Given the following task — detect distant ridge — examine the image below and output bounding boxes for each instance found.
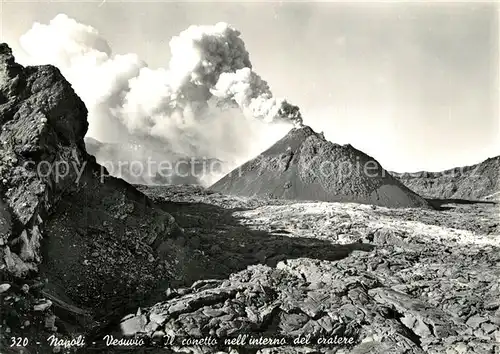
[84,137,223,185]
[211,126,431,209]
[392,156,500,201]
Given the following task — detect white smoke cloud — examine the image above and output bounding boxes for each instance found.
[212,68,295,123]
[17,14,301,185]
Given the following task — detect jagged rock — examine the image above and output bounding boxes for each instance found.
[120,313,147,335]
[44,314,56,329]
[0,199,11,245]
[368,288,458,338]
[20,283,29,293]
[211,126,432,209]
[0,43,208,352]
[465,315,488,329]
[494,330,500,343]
[33,299,52,311]
[491,309,500,325]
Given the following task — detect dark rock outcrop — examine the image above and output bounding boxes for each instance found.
[0,43,203,352]
[211,126,431,209]
[392,156,500,201]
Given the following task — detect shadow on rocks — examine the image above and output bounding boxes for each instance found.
[148,196,376,289]
[426,197,497,211]
[82,190,376,349]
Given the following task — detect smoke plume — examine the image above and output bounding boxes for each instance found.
[17,14,303,185]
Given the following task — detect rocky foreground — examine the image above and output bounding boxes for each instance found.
[102,185,499,354]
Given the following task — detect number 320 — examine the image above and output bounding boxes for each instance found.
[10,337,29,347]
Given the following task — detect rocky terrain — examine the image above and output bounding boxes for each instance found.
[0,43,499,354]
[116,186,500,354]
[392,156,500,201]
[211,126,431,209]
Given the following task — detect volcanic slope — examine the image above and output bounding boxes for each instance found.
[211,126,431,208]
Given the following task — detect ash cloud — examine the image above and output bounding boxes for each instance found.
[17,14,302,185]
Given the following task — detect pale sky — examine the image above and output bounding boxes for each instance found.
[1,0,499,172]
